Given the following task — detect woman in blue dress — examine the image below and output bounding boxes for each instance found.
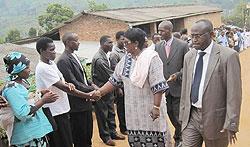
[1,52,58,147]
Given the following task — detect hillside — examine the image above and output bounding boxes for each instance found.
[0,0,247,39]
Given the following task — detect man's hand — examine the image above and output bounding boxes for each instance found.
[0,95,8,108]
[220,129,237,145]
[89,90,102,101]
[167,74,177,82]
[65,82,75,91]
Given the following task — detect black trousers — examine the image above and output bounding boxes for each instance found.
[166,94,182,142]
[116,89,127,133]
[47,113,73,147]
[94,98,117,143]
[70,110,93,147]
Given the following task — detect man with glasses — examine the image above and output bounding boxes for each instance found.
[180,19,242,147]
[155,21,189,147]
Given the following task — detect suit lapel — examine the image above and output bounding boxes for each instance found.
[65,50,84,73]
[99,48,109,65]
[188,49,198,88]
[159,41,168,62]
[202,44,220,94]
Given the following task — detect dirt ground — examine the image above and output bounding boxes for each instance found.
[91,49,250,147]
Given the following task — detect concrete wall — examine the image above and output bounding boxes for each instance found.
[184,12,222,35]
[59,14,129,42]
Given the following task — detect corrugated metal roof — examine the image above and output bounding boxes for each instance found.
[13,4,222,45]
[88,4,222,24]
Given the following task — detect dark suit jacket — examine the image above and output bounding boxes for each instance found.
[155,37,189,97]
[179,43,242,140]
[91,48,113,100]
[57,50,94,112]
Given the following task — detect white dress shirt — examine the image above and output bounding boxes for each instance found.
[192,41,213,108]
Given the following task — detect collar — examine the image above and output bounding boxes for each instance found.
[114,44,125,53]
[164,35,173,46]
[197,41,213,55]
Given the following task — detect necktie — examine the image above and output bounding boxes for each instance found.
[190,52,206,103]
[166,42,170,58]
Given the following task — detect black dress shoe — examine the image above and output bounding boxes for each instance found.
[111,134,125,140]
[105,140,116,146]
[121,130,128,135]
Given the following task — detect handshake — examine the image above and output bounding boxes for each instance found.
[88,90,102,101]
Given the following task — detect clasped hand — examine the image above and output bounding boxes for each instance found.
[41,89,59,104]
[88,90,102,101]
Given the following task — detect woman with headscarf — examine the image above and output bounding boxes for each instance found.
[93,28,173,147]
[1,52,58,147]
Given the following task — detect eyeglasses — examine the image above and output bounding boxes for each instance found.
[191,32,210,39]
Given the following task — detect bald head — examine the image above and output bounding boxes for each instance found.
[62,32,77,45]
[159,21,173,31]
[194,19,213,33]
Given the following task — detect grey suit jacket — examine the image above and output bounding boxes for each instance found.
[155,37,189,97]
[91,48,113,100]
[179,43,242,140]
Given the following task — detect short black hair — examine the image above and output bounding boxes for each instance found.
[100,35,111,44]
[36,37,53,54]
[62,32,76,45]
[152,33,160,39]
[115,31,124,40]
[195,19,213,32]
[180,28,187,35]
[124,28,146,50]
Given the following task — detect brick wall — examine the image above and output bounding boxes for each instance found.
[59,14,130,42]
[184,12,222,35]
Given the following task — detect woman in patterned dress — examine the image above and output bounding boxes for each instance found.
[94,28,173,147]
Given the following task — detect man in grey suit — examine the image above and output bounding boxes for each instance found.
[91,35,125,146]
[155,21,189,147]
[179,19,242,147]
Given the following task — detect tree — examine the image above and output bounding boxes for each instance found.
[0,37,4,43]
[28,27,37,37]
[38,3,74,31]
[222,0,249,28]
[88,1,108,11]
[5,28,21,42]
[38,29,44,36]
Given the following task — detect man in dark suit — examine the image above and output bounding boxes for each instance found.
[155,21,189,147]
[57,32,98,147]
[179,19,242,147]
[91,35,125,146]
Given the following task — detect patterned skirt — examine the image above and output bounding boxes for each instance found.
[128,130,168,147]
[11,136,48,147]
